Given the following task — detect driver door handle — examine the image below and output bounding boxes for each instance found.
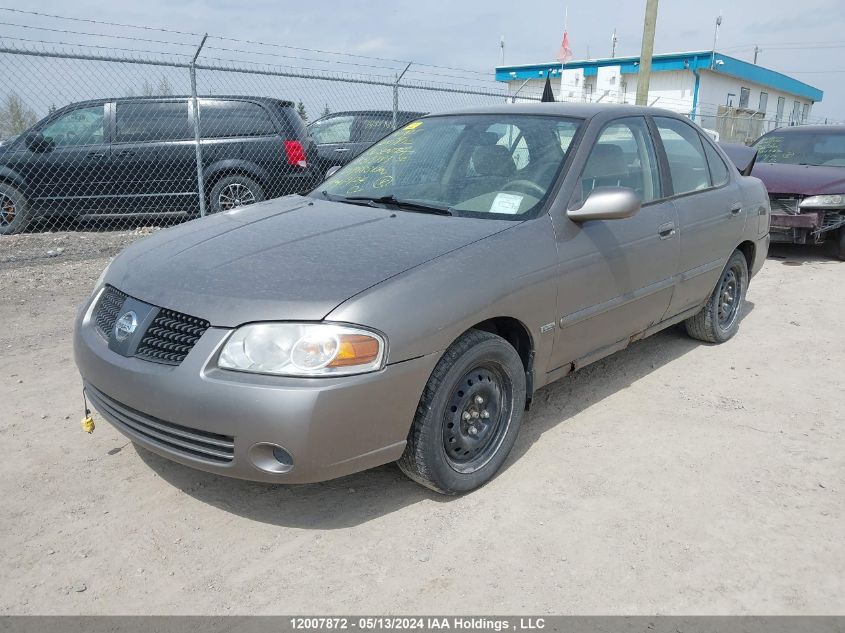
[86,151,106,159]
[730,203,743,215]
[658,222,676,239]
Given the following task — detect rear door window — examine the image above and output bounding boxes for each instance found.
[351,116,394,143]
[310,115,354,144]
[199,100,276,138]
[702,139,730,186]
[654,117,711,194]
[115,101,192,143]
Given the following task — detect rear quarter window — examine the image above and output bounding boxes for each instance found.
[199,100,277,138]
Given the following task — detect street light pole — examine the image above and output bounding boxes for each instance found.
[710,13,722,70]
[635,0,659,106]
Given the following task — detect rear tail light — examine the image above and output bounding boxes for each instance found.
[284,140,307,168]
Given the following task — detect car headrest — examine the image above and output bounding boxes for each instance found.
[471,144,516,177]
[584,143,627,179]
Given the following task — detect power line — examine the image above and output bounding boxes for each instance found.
[0,6,492,79]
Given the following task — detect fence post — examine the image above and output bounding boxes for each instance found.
[190,34,208,217]
[392,62,411,130]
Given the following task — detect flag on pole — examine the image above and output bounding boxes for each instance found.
[556,31,573,64]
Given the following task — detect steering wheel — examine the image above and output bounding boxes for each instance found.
[501,179,545,197]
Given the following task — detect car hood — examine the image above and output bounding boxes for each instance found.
[752,162,845,195]
[105,195,515,327]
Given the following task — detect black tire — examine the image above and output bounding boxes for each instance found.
[398,329,527,494]
[837,229,845,262]
[0,182,33,235]
[208,175,265,214]
[685,250,749,343]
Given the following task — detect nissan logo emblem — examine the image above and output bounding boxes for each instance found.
[114,311,138,342]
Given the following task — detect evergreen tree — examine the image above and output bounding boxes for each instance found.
[296,101,308,122]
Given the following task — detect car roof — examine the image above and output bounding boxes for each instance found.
[311,110,426,119]
[424,102,683,120]
[763,125,845,135]
[57,95,295,108]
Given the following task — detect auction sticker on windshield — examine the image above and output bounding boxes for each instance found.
[490,192,523,214]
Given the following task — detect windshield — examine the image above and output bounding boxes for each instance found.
[754,131,845,167]
[315,114,582,219]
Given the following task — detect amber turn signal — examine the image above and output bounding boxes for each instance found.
[329,334,382,367]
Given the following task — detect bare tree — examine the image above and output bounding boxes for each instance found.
[0,94,38,138]
[140,76,173,97]
[320,103,331,118]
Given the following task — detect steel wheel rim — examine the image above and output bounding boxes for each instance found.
[0,193,16,226]
[717,266,741,329]
[443,364,513,474]
[218,183,256,211]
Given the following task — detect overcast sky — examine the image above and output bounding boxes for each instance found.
[6,0,844,118]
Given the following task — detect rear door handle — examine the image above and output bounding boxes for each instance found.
[658,222,676,239]
[86,151,106,159]
[730,203,743,215]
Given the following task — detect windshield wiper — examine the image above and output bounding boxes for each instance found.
[319,190,383,208]
[342,195,454,216]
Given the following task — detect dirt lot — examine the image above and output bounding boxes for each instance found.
[0,231,842,615]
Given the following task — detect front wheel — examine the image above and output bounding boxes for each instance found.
[398,329,526,494]
[684,250,748,343]
[209,175,265,214]
[0,183,33,235]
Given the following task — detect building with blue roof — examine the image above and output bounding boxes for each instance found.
[496,50,823,140]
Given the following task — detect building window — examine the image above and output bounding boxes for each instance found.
[758,92,768,114]
[791,100,801,124]
[776,96,785,125]
[801,103,810,122]
[739,87,751,109]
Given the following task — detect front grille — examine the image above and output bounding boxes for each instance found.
[135,309,210,365]
[86,384,234,463]
[92,285,209,366]
[769,195,800,215]
[94,286,127,339]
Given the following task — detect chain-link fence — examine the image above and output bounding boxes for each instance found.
[0,37,545,235]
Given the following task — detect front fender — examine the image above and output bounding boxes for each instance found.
[325,217,561,380]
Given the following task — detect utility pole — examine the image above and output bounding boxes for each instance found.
[500,36,505,65]
[611,28,618,58]
[635,0,659,106]
[753,45,760,64]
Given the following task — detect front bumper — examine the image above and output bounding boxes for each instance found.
[73,292,439,484]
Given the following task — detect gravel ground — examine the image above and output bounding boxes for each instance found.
[0,231,842,615]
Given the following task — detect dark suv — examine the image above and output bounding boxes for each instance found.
[0,96,319,234]
[307,110,425,178]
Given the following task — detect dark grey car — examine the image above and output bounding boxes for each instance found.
[74,103,770,494]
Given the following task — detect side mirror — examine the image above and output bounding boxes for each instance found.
[567,186,641,222]
[24,132,51,152]
[324,165,342,179]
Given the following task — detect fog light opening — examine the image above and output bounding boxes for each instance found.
[272,445,293,467]
[248,442,295,474]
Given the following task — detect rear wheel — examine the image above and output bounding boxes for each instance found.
[209,175,265,214]
[0,183,33,235]
[684,250,748,343]
[837,229,845,261]
[398,329,526,494]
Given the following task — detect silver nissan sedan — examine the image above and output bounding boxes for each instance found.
[74,103,770,494]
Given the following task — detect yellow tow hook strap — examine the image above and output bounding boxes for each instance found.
[80,389,95,433]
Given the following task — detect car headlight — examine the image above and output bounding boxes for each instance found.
[799,194,845,209]
[218,323,386,377]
